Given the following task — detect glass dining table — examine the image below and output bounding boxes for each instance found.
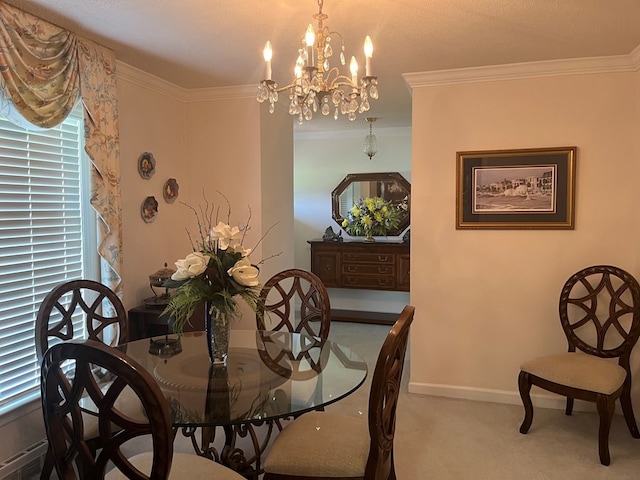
[117,329,368,479]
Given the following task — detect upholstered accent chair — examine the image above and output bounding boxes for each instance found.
[41,339,245,479]
[256,269,331,340]
[518,265,640,465]
[262,304,415,479]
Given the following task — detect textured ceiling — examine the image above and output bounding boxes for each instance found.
[5,0,640,132]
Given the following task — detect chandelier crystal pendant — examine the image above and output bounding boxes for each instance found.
[256,0,379,125]
[363,117,378,160]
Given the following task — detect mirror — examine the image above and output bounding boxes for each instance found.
[331,172,411,236]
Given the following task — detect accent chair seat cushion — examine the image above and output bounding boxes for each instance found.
[520,352,626,394]
[263,411,369,477]
[105,452,245,479]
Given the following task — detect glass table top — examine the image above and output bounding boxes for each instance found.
[117,330,368,427]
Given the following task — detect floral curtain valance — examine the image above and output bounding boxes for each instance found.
[0,1,123,296]
[0,2,79,127]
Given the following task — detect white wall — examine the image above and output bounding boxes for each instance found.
[407,66,640,412]
[293,127,412,314]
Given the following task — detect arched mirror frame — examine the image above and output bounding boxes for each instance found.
[331,172,411,237]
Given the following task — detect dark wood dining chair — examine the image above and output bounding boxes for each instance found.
[262,304,415,480]
[256,269,331,340]
[41,339,246,479]
[36,279,128,479]
[518,265,640,465]
[35,279,128,361]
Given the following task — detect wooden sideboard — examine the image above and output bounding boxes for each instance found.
[308,240,410,325]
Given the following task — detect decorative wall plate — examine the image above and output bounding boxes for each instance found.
[141,196,159,223]
[138,152,156,179]
[163,178,179,203]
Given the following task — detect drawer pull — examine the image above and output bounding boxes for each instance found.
[378,279,392,286]
[346,254,358,261]
[378,267,390,274]
[377,256,389,262]
[347,265,359,273]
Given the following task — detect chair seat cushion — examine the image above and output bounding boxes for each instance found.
[520,352,626,394]
[263,411,369,477]
[105,452,245,479]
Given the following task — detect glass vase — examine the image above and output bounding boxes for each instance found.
[204,302,231,365]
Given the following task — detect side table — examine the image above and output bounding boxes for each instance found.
[127,304,205,340]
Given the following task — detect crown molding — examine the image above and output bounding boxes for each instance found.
[116,61,188,101]
[403,50,640,89]
[182,84,256,103]
[118,49,640,103]
[115,61,255,103]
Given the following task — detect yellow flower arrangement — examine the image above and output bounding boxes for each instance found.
[341,196,401,238]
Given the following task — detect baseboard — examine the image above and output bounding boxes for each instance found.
[408,382,597,413]
[0,439,47,480]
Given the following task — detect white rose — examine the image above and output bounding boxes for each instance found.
[227,257,260,287]
[171,252,210,281]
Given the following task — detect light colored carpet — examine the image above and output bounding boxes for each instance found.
[126,321,640,479]
[327,321,640,480]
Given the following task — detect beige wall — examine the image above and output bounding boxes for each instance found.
[118,68,190,308]
[117,68,294,321]
[407,68,640,411]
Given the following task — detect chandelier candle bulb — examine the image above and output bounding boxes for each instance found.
[263,41,272,80]
[364,35,373,76]
[350,56,358,85]
[305,24,315,66]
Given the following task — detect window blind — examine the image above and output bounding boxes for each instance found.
[0,104,89,414]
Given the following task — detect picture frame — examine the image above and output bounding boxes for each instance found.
[456,147,576,229]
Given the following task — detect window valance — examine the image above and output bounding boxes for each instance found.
[0,1,123,295]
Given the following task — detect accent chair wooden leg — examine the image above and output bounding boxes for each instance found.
[619,379,640,438]
[596,394,615,466]
[518,370,534,434]
[565,397,574,415]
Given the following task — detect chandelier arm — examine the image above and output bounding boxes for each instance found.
[328,76,359,89]
[323,67,347,86]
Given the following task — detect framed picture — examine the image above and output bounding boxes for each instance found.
[456,147,576,229]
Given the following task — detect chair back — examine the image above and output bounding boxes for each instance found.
[36,279,128,362]
[41,339,173,479]
[559,265,640,363]
[256,269,331,340]
[365,305,414,479]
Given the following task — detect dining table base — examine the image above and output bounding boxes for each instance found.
[176,418,287,479]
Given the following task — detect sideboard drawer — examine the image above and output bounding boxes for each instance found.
[343,275,396,290]
[342,252,394,264]
[342,264,395,276]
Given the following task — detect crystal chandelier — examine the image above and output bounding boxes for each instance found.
[363,117,378,159]
[256,0,379,125]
